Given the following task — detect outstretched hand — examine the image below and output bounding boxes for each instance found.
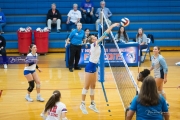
[177,85,180,89]
[112,23,120,27]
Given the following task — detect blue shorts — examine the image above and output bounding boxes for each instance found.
[24,70,35,75]
[160,69,164,79]
[85,62,97,73]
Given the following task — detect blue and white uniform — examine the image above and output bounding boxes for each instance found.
[151,55,168,79]
[24,53,38,75]
[85,32,108,73]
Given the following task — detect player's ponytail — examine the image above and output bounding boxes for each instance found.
[29,44,35,53]
[44,90,61,113]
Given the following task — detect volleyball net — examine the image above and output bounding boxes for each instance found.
[98,10,139,114]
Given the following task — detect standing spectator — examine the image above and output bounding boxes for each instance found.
[0,8,6,34]
[65,23,86,72]
[80,0,94,24]
[66,4,82,31]
[136,28,148,62]
[115,26,129,43]
[126,76,169,120]
[95,1,112,31]
[47,3,62,33]
[0,35,7,69]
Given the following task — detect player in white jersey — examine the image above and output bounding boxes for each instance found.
[24,44,44,102]
[80,23,120,114]
[149,46,169,107]
[40,90,68,120]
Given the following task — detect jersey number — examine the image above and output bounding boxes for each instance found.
[50,105,57,113]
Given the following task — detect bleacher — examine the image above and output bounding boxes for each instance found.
[1,0,180,51]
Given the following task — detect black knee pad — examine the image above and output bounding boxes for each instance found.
[27,80,35,92]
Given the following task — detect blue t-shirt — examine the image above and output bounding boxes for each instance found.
[68,29,85,45]
[0,12,6,23]
[129,95,168,120]
[81,0,94,12]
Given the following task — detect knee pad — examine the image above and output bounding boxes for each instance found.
[90,89,95,95]
[158,90,165,95]
[82,88,88,95]
[27,80,34,92]
[36,84,40,88]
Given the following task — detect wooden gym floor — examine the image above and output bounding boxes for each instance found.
[0,51,180,120]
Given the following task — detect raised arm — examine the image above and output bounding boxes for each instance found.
[97,23,120,44]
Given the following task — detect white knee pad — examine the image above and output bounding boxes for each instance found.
[158,90,165,95]
[62,117,68,120]
[90,89,95,95]
[82,88,88,95]
[36,84,41,88]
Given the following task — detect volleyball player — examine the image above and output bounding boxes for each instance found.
[40,90,68,120]
[80,23,120,114]
[24,44,44,102]
[137,69,150,82]
[149,46,169,107]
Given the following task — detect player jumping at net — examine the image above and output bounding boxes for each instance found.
[40,90,68,120]
[24,44,44,102]
[80,23,120,114]
[149,46,169,107]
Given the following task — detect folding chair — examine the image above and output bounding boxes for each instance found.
[142,38,151,62]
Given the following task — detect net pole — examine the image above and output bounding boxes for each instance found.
[98,22,108,102]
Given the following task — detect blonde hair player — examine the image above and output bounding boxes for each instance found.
[24,44,44,102]
[40,90,68,120]
[80,23,120,114]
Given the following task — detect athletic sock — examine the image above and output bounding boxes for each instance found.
[81,101,85,104]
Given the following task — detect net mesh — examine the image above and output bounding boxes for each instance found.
[100,11,139,119]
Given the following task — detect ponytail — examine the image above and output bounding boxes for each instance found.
[29,44,35,53]
[44,90,61,113]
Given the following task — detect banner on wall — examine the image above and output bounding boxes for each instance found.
[78,45,139,66]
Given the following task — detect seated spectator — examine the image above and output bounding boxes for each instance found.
[136,28,148,62]
[80,0,94,24]
[47,3,62,33]
[95,1,112,31]
[0,35,8,69]
[126,76,169,120]
[0,8,6,34]
[115,26,129,43]
[66,4,82,31]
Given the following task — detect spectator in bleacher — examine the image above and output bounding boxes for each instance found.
[95,1,112,31]
[66,4,82,32]
[0,35,8,69]
[47,3,62,33]
[136,28,148,62]
[0,8,6,34]
[80,0,94,24]
[126,76,169,120]
[65,23,86,72]
[115,26,129,43]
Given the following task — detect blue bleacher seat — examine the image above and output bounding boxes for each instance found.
[0,0,180,49]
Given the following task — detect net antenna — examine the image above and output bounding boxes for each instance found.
[101,11,140,111]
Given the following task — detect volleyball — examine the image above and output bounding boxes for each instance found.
[26,27,32,32]
[18,27,26,32]
[43,27,49,32]
[36,27,43,32]
[121,17,130,27]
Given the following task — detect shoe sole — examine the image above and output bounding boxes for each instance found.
[80,106,88,114]
[25,98,33,102]
[37,99,44,102]
[89,106,99,113]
